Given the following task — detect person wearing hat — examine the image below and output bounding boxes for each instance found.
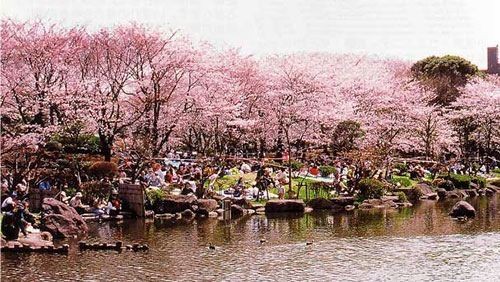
[1,191,17,212]
[58,191,71,204]
[69,192,87,214]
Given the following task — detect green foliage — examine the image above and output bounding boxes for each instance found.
[145,188,166,205]
[319,165,336,177]
[391,175,413,187]
[64,186,77,197]
[471,176,487,188]
[331,120,365,154]
[411,55,479,80]
[492,168,500,174]
[433,178,455,191]
[357,178,385,199]
[88,161,118,179]
[395,191,408,203]
[80,181,113,201]
[393,163,408,175]
[411,55,480,106]
[290,160,304,171]
[448,173,471,189]
[52,122,100,154]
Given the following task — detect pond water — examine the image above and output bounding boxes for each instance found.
[2,196,500,281]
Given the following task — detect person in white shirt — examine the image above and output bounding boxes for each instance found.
[1,192,17,212]
[240,163,251,173]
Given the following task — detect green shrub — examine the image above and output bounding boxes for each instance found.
[80,181,113,202]
[492,168,500,174]
[471,176,487,188]
[394,163,408,174]
[64,186,77,197]
[357,178,385,199]
[395,191,408,203]
[434,179,455,191]
[88,161,118,179]
[448,174,471,189]
[319,166,336,177]
[290,160,305,171]
[391,175,412,187]
[146,188,166,205]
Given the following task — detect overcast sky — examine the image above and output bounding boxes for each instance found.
[2,0,499,68]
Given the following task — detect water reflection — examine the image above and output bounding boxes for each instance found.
[2,195,499,281]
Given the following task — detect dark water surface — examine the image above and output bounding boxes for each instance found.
[2,196,500,281]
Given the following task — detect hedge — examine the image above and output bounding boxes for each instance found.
[357,178,385,199]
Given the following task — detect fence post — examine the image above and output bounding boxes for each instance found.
[222,199,231,220]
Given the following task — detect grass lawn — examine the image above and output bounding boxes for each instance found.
[391,175,417,187]
[209,172,332,201]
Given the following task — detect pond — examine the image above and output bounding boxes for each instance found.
[2,195,500,281]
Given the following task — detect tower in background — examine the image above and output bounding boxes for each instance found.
[487,45,499,75]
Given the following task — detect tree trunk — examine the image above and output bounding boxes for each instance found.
[99,132,112,162]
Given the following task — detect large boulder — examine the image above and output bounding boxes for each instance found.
[196,199,219,212]
[445,191,462,199]
[463,189,478,197]
[41,198,88,238]
[414,183,437,200]
[231,198,253,209]
[449,201,476,218]
[181,209,195,218]
[330,196,355,206]
[437,188,447,199]
[153,194,197,214]
[359,198,398,209]
[230,204,245,218]
[265,199,305,213]
[307,198,334,210]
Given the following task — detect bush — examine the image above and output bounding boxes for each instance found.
[471,176,487,188]
[80,181,113,202]
[319,166,336,177]
[434,179,455,191]
[145,188,166,205]
[357,178,385,199]
[88,161,118,179]
[448,174,471,189]
[394,163,408,175]
[395,191,408,203]
[290,160,304,171]
[492,168,500,174]
[391,175,412,187]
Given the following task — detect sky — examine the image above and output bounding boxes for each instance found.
[1,0,499,69]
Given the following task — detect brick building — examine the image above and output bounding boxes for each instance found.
[487,45,500,75]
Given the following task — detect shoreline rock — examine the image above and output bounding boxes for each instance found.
[41,198,88,238]
[449,200,476,218]
[265,200,305,213]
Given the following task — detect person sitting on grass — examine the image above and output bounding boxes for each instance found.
[180,175,197,196]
